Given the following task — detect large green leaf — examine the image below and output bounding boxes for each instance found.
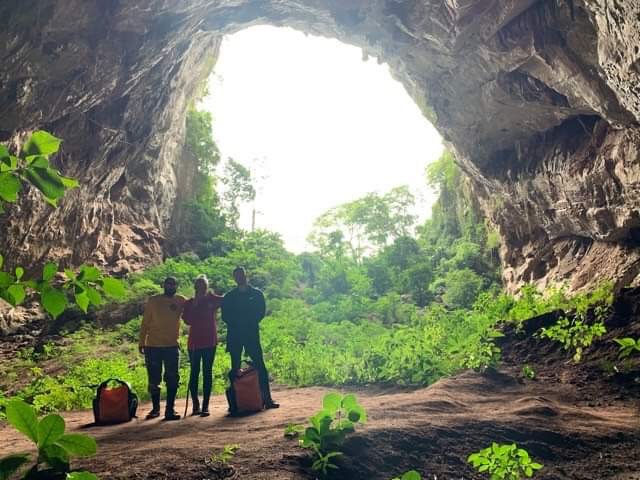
[41,443,69,471]
[0,253,3,269]
[37,414,66,448]
[75,291,89,313]
[41,286,67,318]
[78,265,102,282]
[23,131,61,156]
[6,399,39,444]
[0,272,12,289]
[85,286,103,307]
[23,167,67,205]
[401,471,422,480]
[7,284,26,306]
[322,393,342,414]
[0,453,30,480]
[43,263,58,282]
[66,472,99,480]
[341,394,358,411]
[0,172,21,203]
[55,434,97,457]
[102,277,126,299]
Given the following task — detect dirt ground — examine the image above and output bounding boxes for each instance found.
[1,371,639,480]
[2,290,640,479]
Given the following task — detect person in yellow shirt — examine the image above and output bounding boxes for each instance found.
[139,277,186,420]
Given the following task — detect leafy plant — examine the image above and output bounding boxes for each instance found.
[614,337,640,359]
[468,443,543,479]
[299,393,367,475]
[0,131,126,318]
[210,444,240,465]
[538,318,606,362]
[521,365,535,380]
[0,130,78,212]
[391,470,422,480]
[284,423,305,438]
[462,329,503,372]
[310,447,342,476]
[0,399,97,479]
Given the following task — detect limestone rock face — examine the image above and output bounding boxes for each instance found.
[0,0,639,291]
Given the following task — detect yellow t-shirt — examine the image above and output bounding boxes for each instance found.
[139,294,186,347]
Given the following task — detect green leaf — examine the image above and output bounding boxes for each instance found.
[0,172,21,203]
[43,263,58,281]
[41,443,69,471]
[85,286,102,307]
[55,434,97,457]
[0,253,3,269]
[60,176,79,189]
[401,471,422,480]
[66,472,99,480]
[75,291,89,313]
[41,286,67,318]
[23,131,61,156]
[26,155,49,168]
[15,267,24,281]
[322,392,342,414]
[348,405,367,423]
[0,453,30,480]
[79,265,102,282]
[0,272,12,289]
[341,393,358,410]
[7,284,26,305]
[37,414,65,448]
[6,399,39,444]
[102,277,126,299]
[23,166,66,204]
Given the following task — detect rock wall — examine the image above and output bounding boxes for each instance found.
[0,0,638,291]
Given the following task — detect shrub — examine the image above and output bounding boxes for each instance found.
[468,443,543,479]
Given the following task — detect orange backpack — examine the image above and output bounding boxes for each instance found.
[92,379,138,425]
[226,366,263,415]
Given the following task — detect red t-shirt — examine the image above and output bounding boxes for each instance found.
[182,293,223,350]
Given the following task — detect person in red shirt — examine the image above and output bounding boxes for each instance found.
[182,275,223,417]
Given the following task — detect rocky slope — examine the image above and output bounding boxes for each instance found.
[0,0,639,291]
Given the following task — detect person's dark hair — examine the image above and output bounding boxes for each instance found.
[233,266,246,275]
[164,276,177,284]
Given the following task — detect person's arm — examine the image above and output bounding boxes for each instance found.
[139,299,152,354]
[255,290,266,323]
[182,300,193,325]
[221,293,230,325]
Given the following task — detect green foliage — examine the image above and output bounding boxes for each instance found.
[1,399,97,479]
[468,443,543,479]
[461,328,503,372]
[614,337,640,359]
[538,318,606,363]
[210,444,240,465]
[284,423,305,438]
[391,471,422,480]
[300,393,366,475]
[521,365,535,380]
[221,158,255,227]
[0,130,78,212]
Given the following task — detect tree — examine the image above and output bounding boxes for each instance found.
[221,158,256,227]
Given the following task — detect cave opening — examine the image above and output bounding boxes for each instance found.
[195,25,444,253]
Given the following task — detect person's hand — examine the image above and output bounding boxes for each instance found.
[139,345,145,355]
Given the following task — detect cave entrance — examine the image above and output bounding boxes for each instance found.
[197,25,443,252]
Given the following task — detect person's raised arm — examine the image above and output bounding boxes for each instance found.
[221,293,230,325]
[182,299,193,325]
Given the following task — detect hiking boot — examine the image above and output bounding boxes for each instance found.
[164,410,181,421]
[146,409,161,420]
[191,407,202,416]
[265,400,280,409]
[200,409,210,417]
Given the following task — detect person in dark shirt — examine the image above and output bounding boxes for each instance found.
[221,266,279,409]
[182,275,223,417]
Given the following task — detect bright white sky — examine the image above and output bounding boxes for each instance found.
[200,25,443,253]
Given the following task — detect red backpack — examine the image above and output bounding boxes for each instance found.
[226,366,263,415]
[92,379,138,425]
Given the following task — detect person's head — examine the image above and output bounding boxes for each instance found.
[163,277,178,297]
[233,266,247,287]
[194,275,208,297]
